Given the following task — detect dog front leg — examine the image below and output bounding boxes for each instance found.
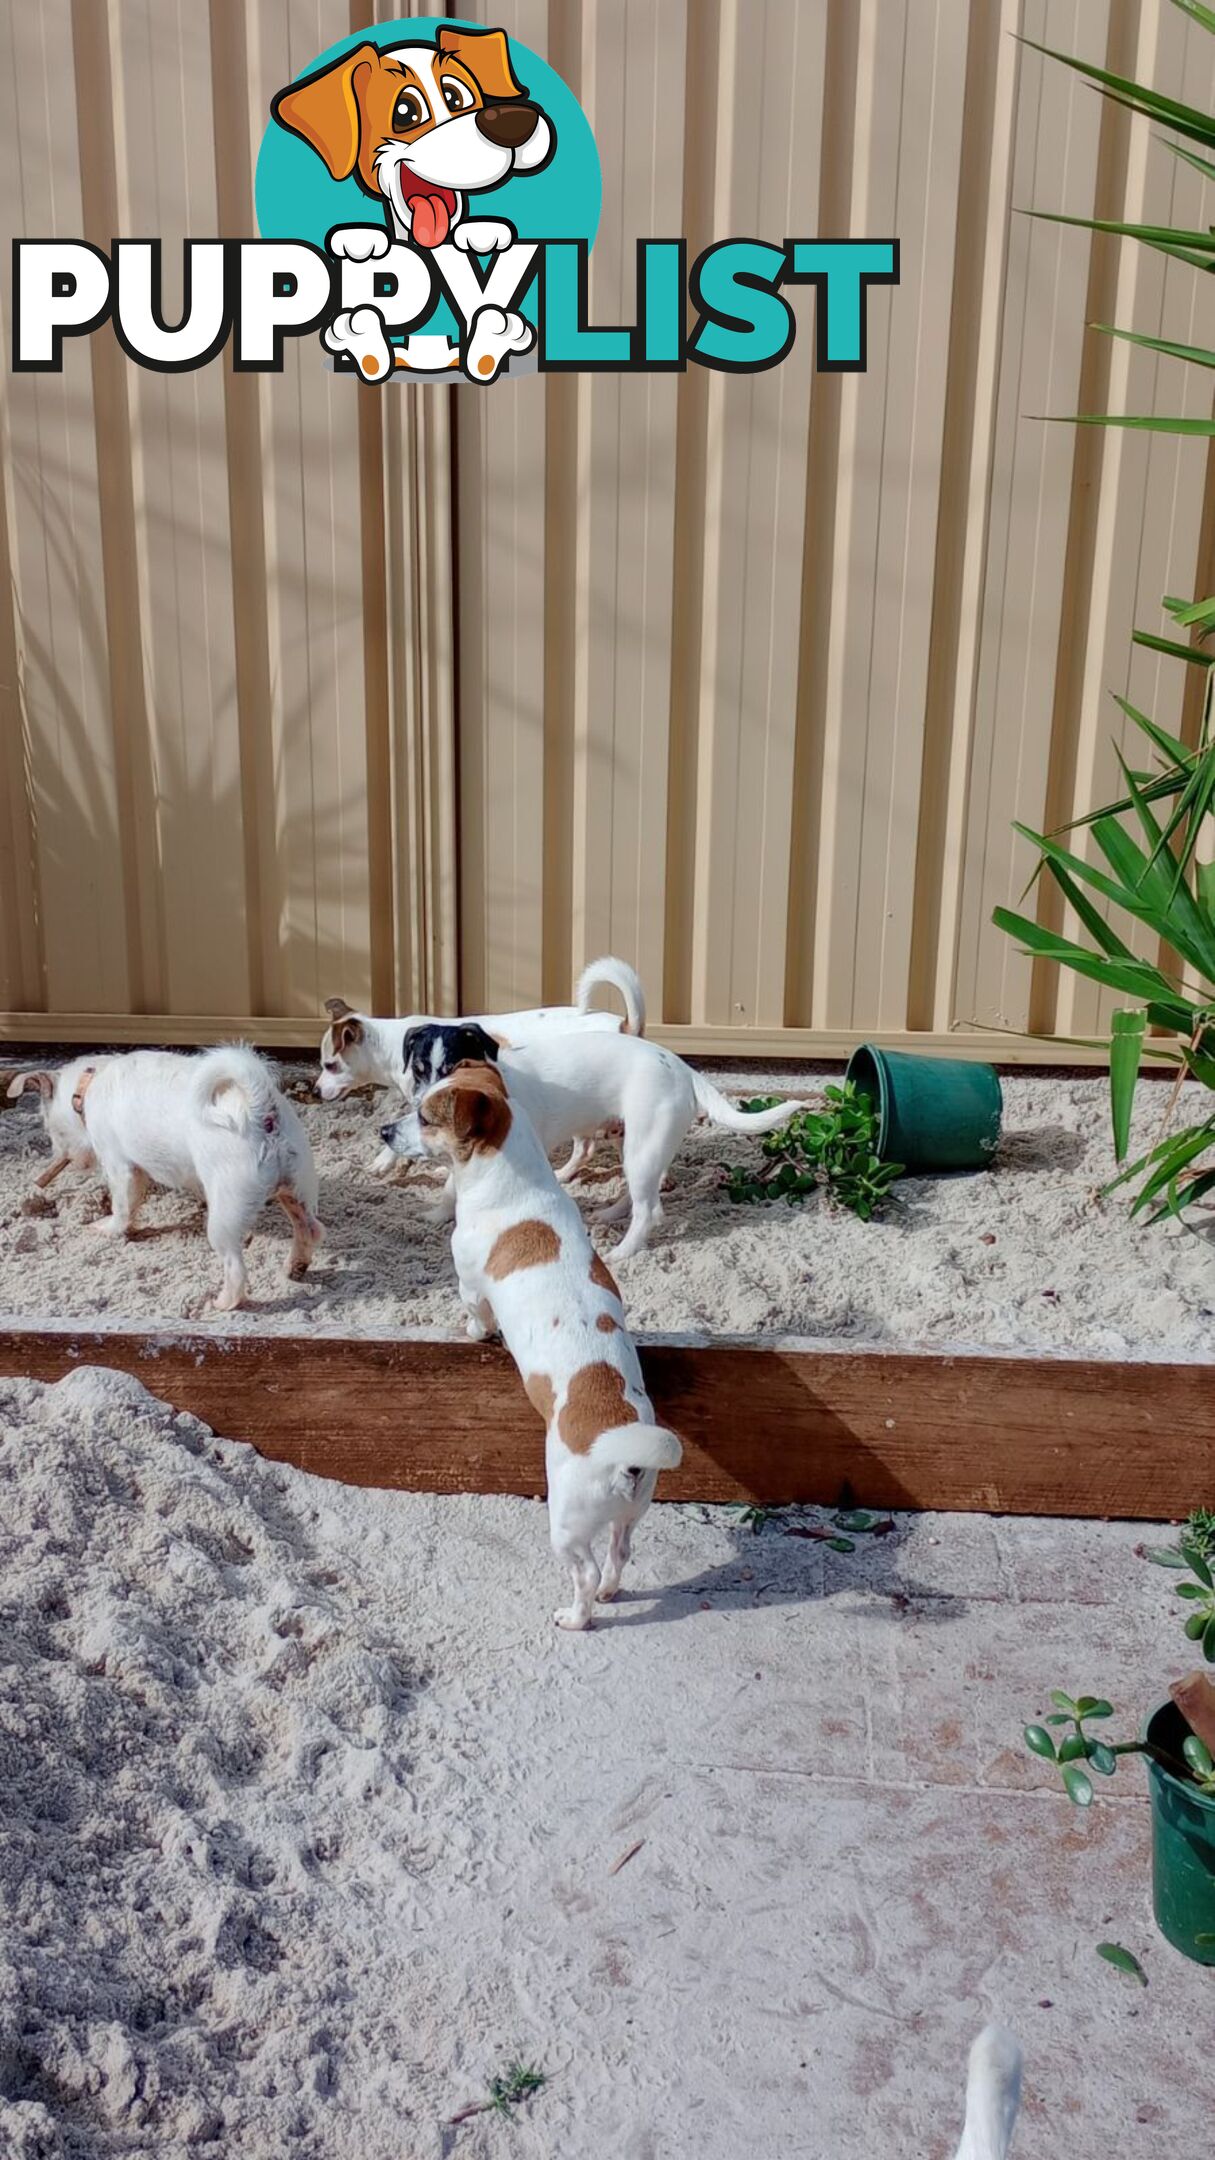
[552,1538,600,1631]
[422,1173,457,1225]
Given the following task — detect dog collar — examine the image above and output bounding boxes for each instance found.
[71,1067,97,1119]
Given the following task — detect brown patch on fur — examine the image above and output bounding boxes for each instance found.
[558,1362,638,1456]
[332,1015,364,1055]
[428,1061,512,1157]
[273,32,521,201]
[6,1071,54,1101]
[524,1371,555,1427]
[324,996,354,1020]
[485,1218,560,1279]
[589,1252,621,1301]
[596,1312,619,1334]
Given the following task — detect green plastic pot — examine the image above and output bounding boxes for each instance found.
[1145,1700,1215,1965]
[844,1045,1003,1174]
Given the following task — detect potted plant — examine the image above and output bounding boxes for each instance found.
[1023,1513,1215,1964]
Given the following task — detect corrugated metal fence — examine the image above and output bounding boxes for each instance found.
[2,0,1212,1056]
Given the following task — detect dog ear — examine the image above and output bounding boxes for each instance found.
[437,24,525,101]
[324,996,354,1021]
[334,1017,364,1054]
[7,1070,54,1101]
[272,41,383,180]
[442,1065,512,1151]
[457,1024,501,1065]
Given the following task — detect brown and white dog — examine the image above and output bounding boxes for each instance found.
[273,26,552,381]
[380,1061,682,1630]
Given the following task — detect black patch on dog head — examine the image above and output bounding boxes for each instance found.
[401,1023,501,1092]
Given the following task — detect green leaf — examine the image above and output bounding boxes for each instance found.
[1132,629,1215,667]
[1089,1742,1118,1777]
[1181,1541,1214,1589]
[1024,1724,1057,1762]
[1096,1942,1147,1986]
[825,1535,855,1555]
[1183,1734,1215,1778]
[1062,1763,1094,1807]
[1185,1610,1209,1641]
[1175,1581,1209,1598]
[1110,1009,1147,1161]
[1143,1544,1189,1567]
[1057,414,1215,438]
[1017,40,1215,153]
[833,1509,878,1532]
[1090,322,1215,372]
[1077,1698,1114,1720]
[1058,1734,1089,1764]
[1203,1615,1215,1663]
[1049,1691,1076,1713]
[990,907,1196,1027]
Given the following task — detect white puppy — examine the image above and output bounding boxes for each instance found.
[8,1048,321,1313]
[380,1060,682,1630]
[398,1023,804,1258]
[315,955,645,1104]
[954,2026,1022,2159]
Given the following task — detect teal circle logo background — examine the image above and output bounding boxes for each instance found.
[255,17,600,346]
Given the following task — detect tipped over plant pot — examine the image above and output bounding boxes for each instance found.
[844,1046,1003,1175]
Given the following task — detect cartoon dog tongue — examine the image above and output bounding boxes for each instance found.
[409,188,453,249]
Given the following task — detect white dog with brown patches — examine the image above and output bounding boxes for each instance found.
[7,1049,321,1313]
[273,26,553,382]
[381,1059,681,1630]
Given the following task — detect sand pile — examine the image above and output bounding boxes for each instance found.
[0,1063,1211,1357]
[0,1367,425,2160]
[1,1371,1210,2156]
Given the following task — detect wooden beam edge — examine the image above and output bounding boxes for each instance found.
[0,1325,1206,1521]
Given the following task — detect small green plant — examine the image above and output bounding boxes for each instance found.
[448,2060,548,2128]
[1023,1517,1215,1804]
[729,1502,895,1552]
[723,1083,903,1221]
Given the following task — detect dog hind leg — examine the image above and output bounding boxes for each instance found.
[552,1539,600,1631]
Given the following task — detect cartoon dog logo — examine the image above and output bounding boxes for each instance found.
[272,25,554,383]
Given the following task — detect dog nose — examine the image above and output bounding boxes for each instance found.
[380,1124,397,1145]
[475,101,539,149]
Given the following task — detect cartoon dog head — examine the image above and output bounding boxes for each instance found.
[272,27,554,249]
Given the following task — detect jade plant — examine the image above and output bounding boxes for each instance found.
[993,1,1215,1221]
[723,1082,903,1221]
[1023,1512,1215,1805]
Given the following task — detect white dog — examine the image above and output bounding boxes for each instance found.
[954,2026,1021,2159]
[273,26,552,381]
[316,955,646,1193]
[397,1022,804,1258]
[8,1048,321,1313]
[380,1059,682,1630]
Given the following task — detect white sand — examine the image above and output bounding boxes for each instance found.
[0,1062,1211,1358]
[2,1369,1211,2158]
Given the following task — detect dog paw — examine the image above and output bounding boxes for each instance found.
[451,218,516,255]
[464,304,535,384]
[371,1145,397,1178]
[464,1313,490,1342]
[328,224,391,262]
[554,1608,593,1631]
[89,1216,123,1239]
[323,305,393,382]
[595,1581,621,1604]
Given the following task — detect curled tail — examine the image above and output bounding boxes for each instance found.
[590,1423,682,1475]
[954,2027,1022,2160]
[690,1068,801,1134]
[190,1045,281,1135]
[576,956,646,1037]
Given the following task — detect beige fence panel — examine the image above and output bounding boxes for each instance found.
[1,0,1211,1059]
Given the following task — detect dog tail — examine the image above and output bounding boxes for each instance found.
[954,2026,1022,2160]
[190,1045,281,1135]
[590,1423,682,1475]
[576,956,646,1037]
[690,1069,800,1134]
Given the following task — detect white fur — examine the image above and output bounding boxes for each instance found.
[341,40,549,377]
[315,955,646,1105]
[954,2027,1022,2160]
[12,1049,321,1313]
[481,1036,804,1259]
[382,1068,681,1630]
